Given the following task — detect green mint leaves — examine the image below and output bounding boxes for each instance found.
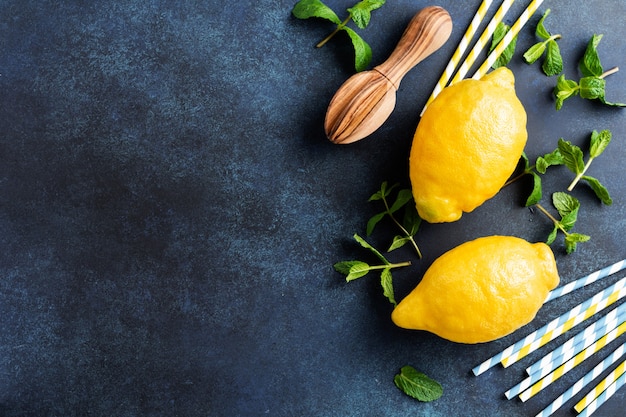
[333,234,410,305]
[489,22,517,69]
[394,366,443,402]
[508,130,614,253]
[516,130,613,210]
[554,34,625,110]
[334,182,422,305]
[367,182,422,257]
[292,0,386,72]
[560,131,612,202]
[523,9,563,76]
[536,193,590,254]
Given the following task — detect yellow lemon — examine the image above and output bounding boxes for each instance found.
[391,236,559,344]
[410,67,527,223]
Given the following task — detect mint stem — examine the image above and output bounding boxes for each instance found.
[504,167,534,187]
[316,15,351,48]
[601,66,619,79]
[382,196,423,258]
[369,261,412,270]
[567,157,594,191]
[535,203,570,235]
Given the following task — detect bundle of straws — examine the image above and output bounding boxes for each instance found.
[474,258,626,416]
[425,2,625,412]
[421,0,543,115]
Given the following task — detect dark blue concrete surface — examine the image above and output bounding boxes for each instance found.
[1,1,625,416]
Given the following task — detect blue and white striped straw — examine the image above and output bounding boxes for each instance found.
[503,281,626,368]
[472,276,626,375]
[545,259,626,303]
[505,308,624,399]
[518,320,626,402]
[577,365,626,417]
[525,303,626,376]
[534,343,626,417]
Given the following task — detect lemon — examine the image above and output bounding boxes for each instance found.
[391,236,559,344]
[410,67,527,223]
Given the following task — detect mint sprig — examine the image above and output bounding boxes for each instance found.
[523,9,563,76]
[558,131,612,204]
[535,193,590,254]
[292,0,386,72]
[554,34,625,109]
[367,182,422,257]
[510,130,613,206]
[333,234,410,305]
[394,366,443,402]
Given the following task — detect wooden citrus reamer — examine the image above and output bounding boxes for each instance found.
[324,6,453,144]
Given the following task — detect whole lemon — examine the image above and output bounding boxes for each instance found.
[391,236,559,344]
[410,67,527,223]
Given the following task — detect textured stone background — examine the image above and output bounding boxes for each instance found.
[1,1,624,416]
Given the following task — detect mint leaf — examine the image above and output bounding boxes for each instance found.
[557,139,585,175]
[369,181,396,202]
[354,233,388,265]
[334,260,365,275]
[344,261,372,281]
[525,172,543,207]
[546,226,559,245]
[554,75,579,110]
[381,268,396,305]
[535,9,552,39]
[388,235,410,252]
[523,43,546,64]
[600,97,626,107]
[394,366,443,402]
[348,0,385,29]
[342,26,372,72]
[536,149,564,174]
[580,34,604,77]
[542,40,563,76]
[490,22,517,69]
[292,0,342,24]
[390,189,413,214]
[565,233,591,254]
[366,212,386,236]
[589,129,611,158]
[552,192,580,231]
[579,76,606,100]
[402,205,421,236]
[582,176,612,205]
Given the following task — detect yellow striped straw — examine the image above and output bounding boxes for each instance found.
[472,0,545,79]
[420,0,493,115]
[574,359,626,413]
[518,320,626,402]
[501,283,626,368]
[448,0,515,85]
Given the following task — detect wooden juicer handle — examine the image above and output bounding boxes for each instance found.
[324,6,453,144]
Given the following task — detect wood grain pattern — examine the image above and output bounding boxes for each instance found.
[325,6,453,144]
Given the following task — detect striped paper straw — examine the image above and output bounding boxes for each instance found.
[577,366,626,417]
[505,309,624,399]
[501,277,626,368]
[420,0,494,115]
[471,0,545,80]
[518,320,626,402]
[448,0,515,85]
[575,359,626,413]
[545,259,626,303]
[473,276,626,375]
[525,303,626,376]
[534,343,626,417]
